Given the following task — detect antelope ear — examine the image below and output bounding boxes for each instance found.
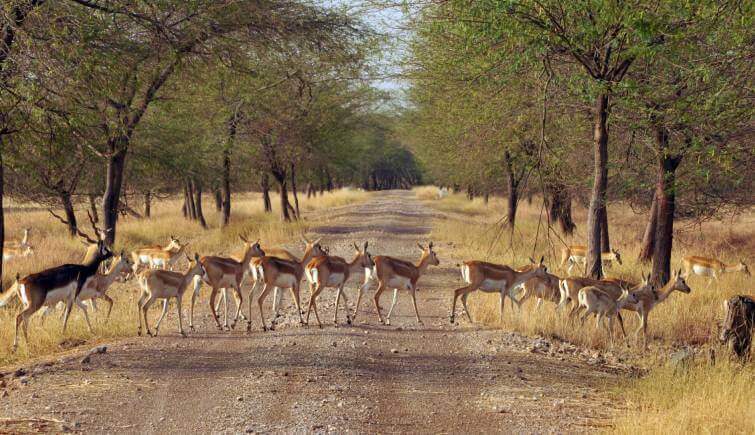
[302,235,311,244]
[239,234,248,243]
[539,255,544,264]
[353,242,359,251]
[313,238,322,246]
[429,241,434,249]
[528,257,536,264]
[364,241,368,251]
[676,268,682,277]
[417,243,425,251]
[194,253,200,261]
[120,249,124,256]
[722,299,729,311]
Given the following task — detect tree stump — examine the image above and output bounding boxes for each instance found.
[720,295,755,361]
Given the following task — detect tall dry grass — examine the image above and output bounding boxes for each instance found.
[0,189,370,365]
[415,186,754,433]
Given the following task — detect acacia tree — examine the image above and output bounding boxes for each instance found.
[621,3,753,283]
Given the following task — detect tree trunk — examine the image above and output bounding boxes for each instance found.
[506,178,518,229]
[272,170,290,221]
[0,142,5,282]
[88,194,99,223]
[483,191,489,205]
[503,150,519,229]
[185,179,196,220]
[599,208,610,253]
[144,191,151,218]
[60,192,78,236]
[221,148,231,226]
[192,179,207,229]
[586,92,610,279]
[261,174,272,213]
[325,170,334,191]
[290,163,300,219]
[213,188,222,211]
[651,126,682,285]
[102,147,127,246]
[638,192,658,262]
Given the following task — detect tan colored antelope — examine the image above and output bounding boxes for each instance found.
[682,256,750,282]
[304,242,374,327]
[577,287,640,345]
[358,242,440,326]
[218,237,323,321]
[41,253,133,324]
[6,228,31,248]
[450,257,548,324]
[3,228,33,261]
[254,241,327,331]
[560,245,622,275]
[516,271,562,310]
[137,253,205,337]
[0,241,112,351]
[2,245,34,261]
[625,269,691,348]
[190,236,265,331]
[131,236,185,273]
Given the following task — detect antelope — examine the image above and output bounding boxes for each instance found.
[254,241,327,331]
[3,228,33,260]
[131,236,185,273]
[137,253,205,337]
[0,241,112,350]
[560,245,622,275]
[577,287,640,345]
[304,242,374,327]
[2,245,34,261]
[681,256,750,282]
[625,269,692,348]
[6,228,31,248]
[450,256,548,324]
[358,242,439,326]
[217,237,324,321]
[516,271,562,310]
[190,236,265,331]
[40,253,133,324]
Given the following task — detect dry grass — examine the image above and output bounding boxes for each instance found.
[0,189,370,365]
[415,186,755,433]
[613,361,755,434]
[414,185,442,201]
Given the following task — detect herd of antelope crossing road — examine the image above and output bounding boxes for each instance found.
[1,191,628,433]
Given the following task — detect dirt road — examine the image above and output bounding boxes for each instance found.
[0,191,622,433]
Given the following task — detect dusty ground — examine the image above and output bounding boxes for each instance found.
[0,191,624,433]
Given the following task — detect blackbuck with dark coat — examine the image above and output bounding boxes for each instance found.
[359,242,440,326]
[40,252,133,325]
[1,241,112,350]
[304,242,374,327]
[450,257,548,324]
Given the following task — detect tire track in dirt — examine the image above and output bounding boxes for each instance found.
[0,190,622,433]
